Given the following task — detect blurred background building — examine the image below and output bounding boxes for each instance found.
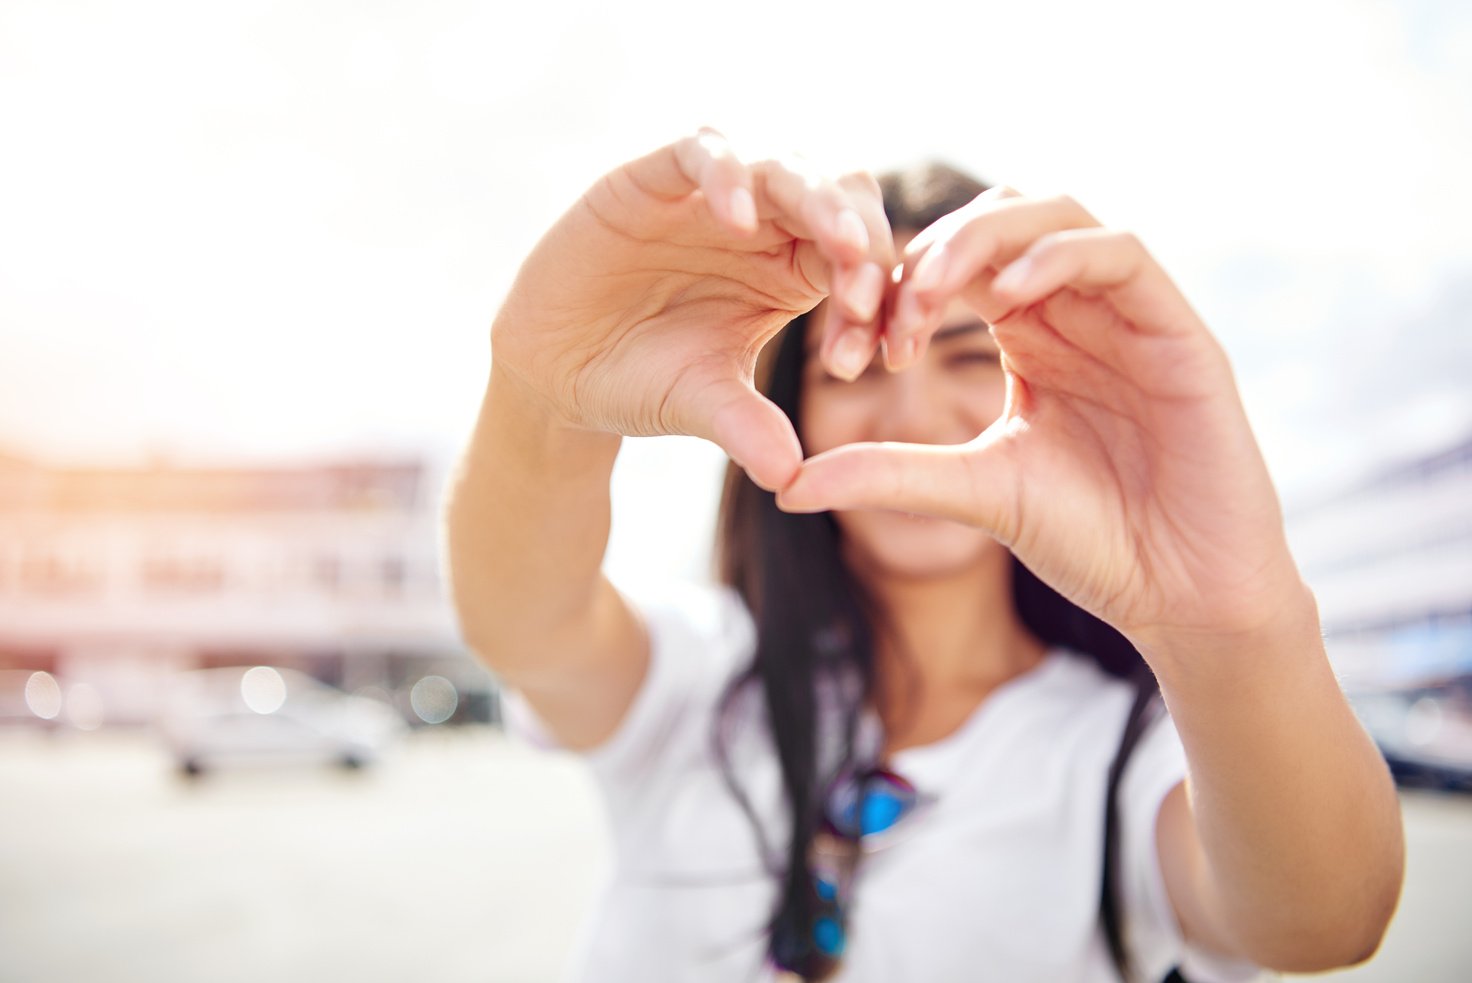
[1289,430,1472,687]
[0,449,494,731]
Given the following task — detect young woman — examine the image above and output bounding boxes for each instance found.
[444,130,1404,982]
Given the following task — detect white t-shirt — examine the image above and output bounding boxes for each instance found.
[504,582,1269,983]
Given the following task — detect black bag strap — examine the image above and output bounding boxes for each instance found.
[1101,675,1190,983]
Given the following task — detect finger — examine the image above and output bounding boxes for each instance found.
[753,156,872,267]
[900,183,1025,256]
[881,188,1020,370]
[697,378,804,492]
[829,322,881,382]
[840,170,897,273]
[624,128,758,235]
[820,263,886,381]
[989,228,1201,338]
[814,171,894,379]
[774,429,1022,545]
[883,283,944,371]
[831,259,887,323]
[888,193,1100,369]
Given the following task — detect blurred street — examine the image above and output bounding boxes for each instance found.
[0,727,607,983]
[1,726,1470,983]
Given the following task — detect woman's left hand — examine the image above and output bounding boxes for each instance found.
[776,188,1314,655]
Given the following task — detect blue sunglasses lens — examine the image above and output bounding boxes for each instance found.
[829,769,917,839]
[814,915,846,956]
[859,788,908,835]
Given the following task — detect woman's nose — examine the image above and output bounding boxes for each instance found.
[871,362,965,445]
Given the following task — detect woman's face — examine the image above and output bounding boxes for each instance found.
[798,278,1009,583]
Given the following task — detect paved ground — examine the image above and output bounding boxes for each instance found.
[0,727,608,983]
[1,727,1469,982]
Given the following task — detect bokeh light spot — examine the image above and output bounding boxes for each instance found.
[24,671,62,720]
[1406,696,1444,747]
[241,666,287,714]
[410,675,458,725]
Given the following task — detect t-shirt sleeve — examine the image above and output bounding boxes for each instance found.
[500,580,756,786]
[1119,711,1270,983]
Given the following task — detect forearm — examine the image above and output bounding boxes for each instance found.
[1138,588,1405,969]
[443,361,623,673]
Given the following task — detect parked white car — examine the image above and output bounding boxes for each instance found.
[1349,673,1472,793]
[158,666,405,778]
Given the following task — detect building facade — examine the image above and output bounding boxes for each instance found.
[1288,433,1472,686]
[0,452,491,727]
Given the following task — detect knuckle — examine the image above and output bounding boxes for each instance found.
[752,154,796,186]
[1114,230,1146,253]
[714,154,748,183]
[694,125,728,145]
[772,151,812,177]
[839,169,882,195]
[1031,229,1067,254]
[694,128,747,169]
[1048,192,1081,213]
[1048,193,1099,225]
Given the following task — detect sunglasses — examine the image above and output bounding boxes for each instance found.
[772,764,931,979]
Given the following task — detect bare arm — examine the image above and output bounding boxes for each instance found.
[777,189,1404,970]
[1149,604,1404,971]
[443,365,644,750]
[441,131,893,749]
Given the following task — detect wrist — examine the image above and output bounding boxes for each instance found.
[484,362,622,468]
[1128,579,1325,686]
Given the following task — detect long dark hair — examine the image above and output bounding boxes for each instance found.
[711,163,1162,981]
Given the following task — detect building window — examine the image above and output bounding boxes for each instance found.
[141,553,224,593]
[19,550,100,595]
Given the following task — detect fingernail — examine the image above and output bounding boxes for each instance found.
[775,483,821,513]
[847,263,884,321]
[780,501,823,514]
[993,256,1032,294]
[910,245,948,292]
[833,209,868,253]
[729,187,757,230]
[882,333,909,371]
[833,329,870,381]
[894,290,921,337]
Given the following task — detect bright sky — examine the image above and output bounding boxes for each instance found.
[2,0,1470,579]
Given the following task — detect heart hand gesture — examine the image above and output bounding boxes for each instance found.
[779,189,1310,650]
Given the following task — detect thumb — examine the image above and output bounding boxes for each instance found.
[775,434,1021,542]
[697,379,804,492]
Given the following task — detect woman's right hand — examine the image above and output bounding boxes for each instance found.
[490,129,895,490]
